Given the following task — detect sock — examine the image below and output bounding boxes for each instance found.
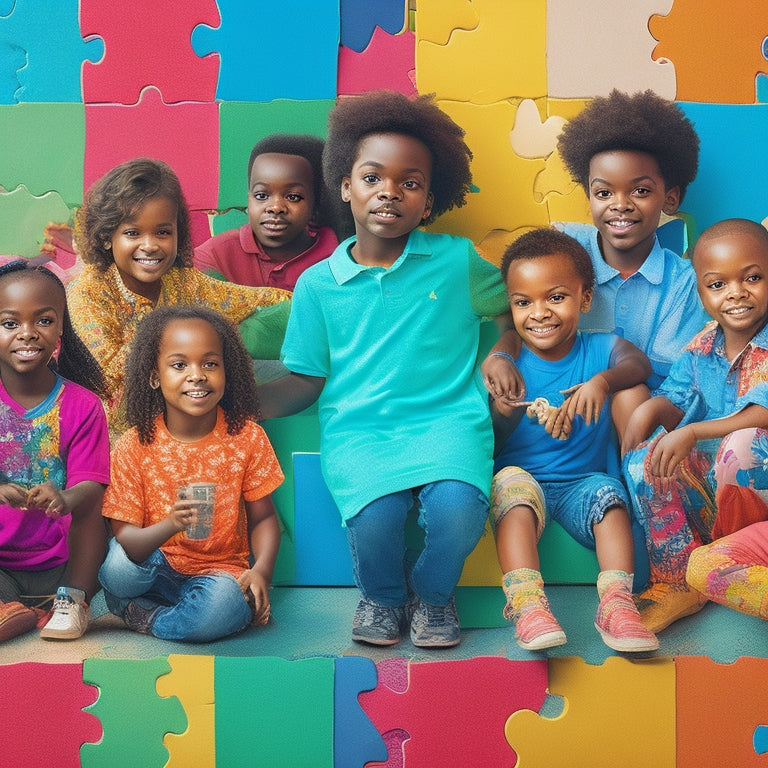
[58,586,86,604]
[596,569,633,600]
[502,567,548,622]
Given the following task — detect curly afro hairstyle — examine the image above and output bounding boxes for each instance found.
[501,227,595,289]
[0,260,109,398]
[558,90,699,202]
[76,158,193,272]
[322,90,473,224]
[124,305,260,445]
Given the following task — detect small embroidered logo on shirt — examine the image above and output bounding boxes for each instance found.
[429,291,437,300]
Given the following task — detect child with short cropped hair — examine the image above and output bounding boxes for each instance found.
[194,134,340,290]
[99,305,282,642]
[624,219,768,632]
[67,158,292,437]
[491,228,658,652]
[258,90,510,648]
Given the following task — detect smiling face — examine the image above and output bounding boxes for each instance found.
[154,318,225,439]
[109,195,178,302]
[506,252,593,361]
[341,132,434,266]
[247,152,316,261]
[694,230,768,356]
[588,150,680,273]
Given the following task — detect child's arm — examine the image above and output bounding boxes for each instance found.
[622,395,685,454]
[0,482,30,508]
[481,328,526,404]
[490,396,527,457]
[258,372,325,420]
[237,496,281,626]
[25,480,104,520]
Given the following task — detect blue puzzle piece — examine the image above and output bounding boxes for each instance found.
[192,0,339,102]
[334,657,387,768]
[757,73,768,103]
[754,725,768,754]
[340,0,406,52]
[0,0,103,102]
[0,41,23,103]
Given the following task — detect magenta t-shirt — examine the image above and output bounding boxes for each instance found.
[0,376,110,571]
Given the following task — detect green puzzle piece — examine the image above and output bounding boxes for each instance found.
[81,657,187,768]
[0,185,70,257]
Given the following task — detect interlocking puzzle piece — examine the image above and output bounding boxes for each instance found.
[0,40,25,103]
[416,0,545,103]
[84,87,219,210]
[215,656,335,767]
[650,0,768,103]
[81,657,187,768]
[505,656,675,767]
[0,102,84,204]
[338,26,416,97]
[192,0,339,102]
[156,655,215,768]
[0,662,100,768]
[334,657,387,768]
[676,655,768,768]
[340,0,406,52]
[0,185,70,257]
[80,0,218,104]
[0,0,104,102]
[755,725,768,755]
[415,0,478,47]
[510,98,566,160]
[546,0,675,99]
[361,656,548,767]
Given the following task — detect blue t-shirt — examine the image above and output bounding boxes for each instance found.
[281,230,509,521]
[494,332,619,481]
[555,222,709,388]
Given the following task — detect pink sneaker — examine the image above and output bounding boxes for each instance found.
[596,583,659,653]
[515,605,567,651]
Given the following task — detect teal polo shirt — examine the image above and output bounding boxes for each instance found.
[281,230,509,522]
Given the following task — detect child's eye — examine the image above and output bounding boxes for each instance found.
[285,193,303,202]
[170,361,186,370]
[122,229,139,237]
[37,317,54,327]
[0,319,18,330]
[633,187,650,196]
[549,294,565,303]
[513,299,530,308]
[202,360,218,370]
[402,180,419,189]
[593,189,611,199]
[252,192,268,200]
[746,273,762,283]
[157,228,174,237]
[707,280,725,290]
[362,173,379,184]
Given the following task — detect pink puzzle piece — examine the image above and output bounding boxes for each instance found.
[338,26,417,96]
[80,0,219,104]
[85,87,219,210]
[360,656,548,768]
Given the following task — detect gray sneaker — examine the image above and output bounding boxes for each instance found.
[410,596,460,648]
[351,598,405,646]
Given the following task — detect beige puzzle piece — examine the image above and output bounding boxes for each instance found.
[506,656,676,767]
[510,98,566,160]
[546,0,676,99]
[415,0,479,46]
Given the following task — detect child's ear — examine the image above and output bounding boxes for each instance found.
[662,186,681,215]
[421,191,434,222]
[340,177,351,203]
[149,372,160,389]
[580,286,594,313]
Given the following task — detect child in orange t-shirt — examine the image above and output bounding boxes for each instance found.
[98,305,283,642]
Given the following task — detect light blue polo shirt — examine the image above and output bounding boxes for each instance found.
[281,230,509,522]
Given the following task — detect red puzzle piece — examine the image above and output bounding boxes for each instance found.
[0,662,100,768]
[360,656,548,768]
[80,0,220,104]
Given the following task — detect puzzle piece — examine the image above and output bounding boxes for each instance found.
[416,0,546,103]
[755,725,768,755]
[80,0,218,104]
[0,662,100,768]
[85,87,219,210]
[0,0,104,102]
[505,656,675,767]
[650,0,768,103]
[676,655,768,768]
[340,0,406,52]
[338,26,416,97]
[0,40,25,103]
[414,0,478,47]
[156,655,215,768]
[510,98,566,160]
[81,657,187,768]
[192,0,339,102]
[361,657,548,767]
[546,0,675,99]
[215,656,335,767]
[0,185,70,257]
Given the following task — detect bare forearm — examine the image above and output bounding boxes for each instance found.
[111,519,178,564]
[690,404,768,442]
[258,372,324,419]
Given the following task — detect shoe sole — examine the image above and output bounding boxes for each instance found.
[517,630,567,651]
[595,623,659,653]
[40,626,87,640]
[410,634,461,648]
[351,631,401,647]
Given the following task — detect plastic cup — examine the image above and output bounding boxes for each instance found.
[180,482,215,539]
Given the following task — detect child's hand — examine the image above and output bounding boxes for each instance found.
[560,376,611,428]
[237,568,271,626]
[169,497,198,533]
[647,425,697,491]
[25,482,68,518]
[483,353,526,405]
[0,482,30,508]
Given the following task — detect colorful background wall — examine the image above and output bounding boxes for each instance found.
[2,1,768,767]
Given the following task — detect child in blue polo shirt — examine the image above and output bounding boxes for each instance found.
[258,90,509,649]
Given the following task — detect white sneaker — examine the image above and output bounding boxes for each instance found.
[39,587,89,640]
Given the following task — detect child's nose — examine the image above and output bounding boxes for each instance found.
[378,179,400,199]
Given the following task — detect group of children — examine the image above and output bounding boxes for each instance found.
[0,87,766,651]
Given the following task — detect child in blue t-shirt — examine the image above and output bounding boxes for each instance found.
[491,228,658,653]
[258,90,509,649]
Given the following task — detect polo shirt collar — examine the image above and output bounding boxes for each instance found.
[593,233,665,286]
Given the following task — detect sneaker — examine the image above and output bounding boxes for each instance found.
[595,584,659,653]
[0,601,40,642]
[409,597,460,648]
[635,582,707,634]
[122,601,158,635]
[351,598,405,646]
[40,587,89,640]
[515,606,567,651]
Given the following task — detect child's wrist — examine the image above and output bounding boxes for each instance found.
[489,351,516,365]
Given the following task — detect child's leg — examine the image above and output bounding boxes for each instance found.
[63,502,108,602]
[687,522,768,620]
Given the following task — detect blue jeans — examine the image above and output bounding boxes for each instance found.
[99,538,251,642]
[345,480,489,607]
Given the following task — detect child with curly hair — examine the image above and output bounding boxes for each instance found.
[98,305,282,642]
[194,134,340,290]
[258,90,510,648]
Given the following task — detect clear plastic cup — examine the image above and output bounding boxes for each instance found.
[179,482,215,539]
